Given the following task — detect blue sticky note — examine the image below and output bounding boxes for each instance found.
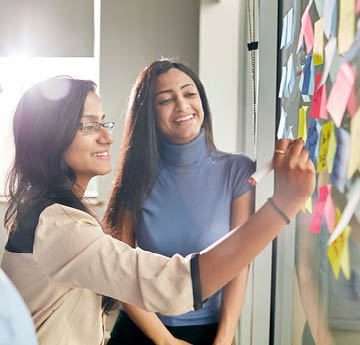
[288,54,295,95]
[305,118,319,164]
[277,108,287,139]
[302,54,312,95]
[309,56,315,95]
[331,127,351,193]
[331,0,338,38]
[315,120,322,163]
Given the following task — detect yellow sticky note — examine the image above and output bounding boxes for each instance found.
[328,223,351,280]
[301,197,312,213]
[318,121,333,173]
[348,107,360,179]
[326,124,337,174]
[313,18,324,66]
[338,0,355,55]
[298,106,308,143]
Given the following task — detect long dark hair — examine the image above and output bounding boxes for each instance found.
[104,59,216,238]
[4,76,116,312]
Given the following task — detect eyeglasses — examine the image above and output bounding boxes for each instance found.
[79,121,115,134]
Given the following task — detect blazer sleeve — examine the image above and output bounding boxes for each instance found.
[33,204,202,315]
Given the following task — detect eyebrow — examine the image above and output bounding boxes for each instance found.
[154,83,195,98]
[82,114,106,121]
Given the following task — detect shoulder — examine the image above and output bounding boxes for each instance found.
[39,203,99,227]
[214,151,255,173]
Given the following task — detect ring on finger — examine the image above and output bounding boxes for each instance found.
[274,149,286,154]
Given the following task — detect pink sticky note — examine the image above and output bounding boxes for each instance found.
[304,13,314,54]
[327,63,356,127]
[324,185,336,233]
[310,73,324,119]
[311,185,329,233]
[357,0,360,14]
[296,0,314,53]
[347,84,357,117]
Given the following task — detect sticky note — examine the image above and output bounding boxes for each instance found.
[313,18,324,65]
[310,73,328,119]
[324,185,336,233]
[277,108,287,139]
[340,27,360,63]
[324,0,337,38]
[280,12,288,49]
[311,184,330,233]
[297,0,314,53]
[347,84,357,117]
[315,0,325,16]
[298,106,308,143]
[328,180,360,245]
[286,125,295,140]
[286,8,295,48]
[331,127,351,193]
[301,197,313,213]
[326,124,337,174]
[338,0,355,55]
[348,108,360,179]
[309,57,315,95]
[328,224,351,279]
[315,120,322,163]
[327,63,356,127]
[357,0,360,13]
[318,121,333,172]
[302,55,313,95]
[306,118,320,164]
[320,37,337,87]
[288,54,296,96]
[278,66,287,98]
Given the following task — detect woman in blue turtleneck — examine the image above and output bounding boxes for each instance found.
[105,60,255,345]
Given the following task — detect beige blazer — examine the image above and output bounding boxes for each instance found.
[1,204,197,345]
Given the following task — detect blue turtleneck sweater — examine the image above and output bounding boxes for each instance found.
[135,129,255,326]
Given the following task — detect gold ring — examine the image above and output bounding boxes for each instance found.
[274,149,285,154]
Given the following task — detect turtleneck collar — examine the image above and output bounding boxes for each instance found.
[159,128,209,167]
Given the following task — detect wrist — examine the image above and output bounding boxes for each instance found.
[271,194,304,221]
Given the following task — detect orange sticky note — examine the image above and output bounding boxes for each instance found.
[313,18,324,65]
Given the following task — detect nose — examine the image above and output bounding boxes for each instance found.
[175,95,190,112]
[98,126,114,145]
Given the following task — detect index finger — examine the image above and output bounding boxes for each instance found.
[274,138,293,153]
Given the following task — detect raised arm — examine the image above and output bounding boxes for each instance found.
[199,139,315,300]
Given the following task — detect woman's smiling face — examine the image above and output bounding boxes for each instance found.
[63,91,114,192]
[153,68,204,145]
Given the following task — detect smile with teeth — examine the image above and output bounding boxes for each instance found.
[174,114,194,123]
[92,152,109,157]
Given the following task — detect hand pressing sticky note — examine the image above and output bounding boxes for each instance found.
[318,121,333,173]
[348,107,360,179]
[313,18,324,65]
[327,63,356,127]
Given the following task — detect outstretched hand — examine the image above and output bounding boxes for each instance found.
[272,138,315,209]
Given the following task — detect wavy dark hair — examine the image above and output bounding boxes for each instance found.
[4,76,116,312]
[104,59,216,238]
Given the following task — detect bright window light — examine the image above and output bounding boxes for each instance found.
[0,57,99,196]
